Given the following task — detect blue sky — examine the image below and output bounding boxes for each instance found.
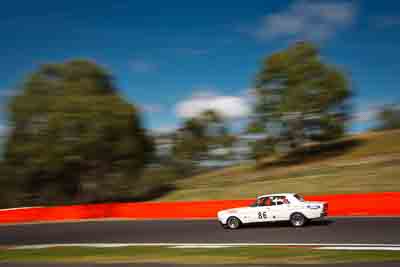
[1,0,400,134]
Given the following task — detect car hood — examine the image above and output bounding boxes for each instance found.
[218,207,249,215]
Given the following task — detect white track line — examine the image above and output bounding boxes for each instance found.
[317,247,400,251]
[171,245,236,248]
[10,243,400,250]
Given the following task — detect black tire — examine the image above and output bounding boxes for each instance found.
[290,213,307,227]
[227,216,241,230]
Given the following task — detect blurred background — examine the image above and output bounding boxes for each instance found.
[0,0,399,208]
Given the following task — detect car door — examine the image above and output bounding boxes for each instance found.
[268,196,291,221]
[252,197,273,223]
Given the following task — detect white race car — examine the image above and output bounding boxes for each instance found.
[217,193,328,229]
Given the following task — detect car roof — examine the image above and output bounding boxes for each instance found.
[257,193,296,199]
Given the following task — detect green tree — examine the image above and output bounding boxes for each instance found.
[200,110,233,149]
[246,120,266,134]
[2,60,153,205]
[254,41,352,151]
[377,104,400,130]
[173,110,235,162]
[173,117,208,162]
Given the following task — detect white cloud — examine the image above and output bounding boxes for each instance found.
[130,59,158,73]
[176,90,251,119]
[255,0,357,41]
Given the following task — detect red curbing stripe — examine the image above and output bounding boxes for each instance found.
[0,192,400,224]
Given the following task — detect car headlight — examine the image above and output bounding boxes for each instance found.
[217,211,225,217]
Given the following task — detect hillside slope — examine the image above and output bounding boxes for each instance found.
[158,130,400,201]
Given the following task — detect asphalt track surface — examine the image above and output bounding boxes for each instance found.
[1,217,400,246]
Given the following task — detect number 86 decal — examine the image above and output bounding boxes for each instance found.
[258,211,267,219]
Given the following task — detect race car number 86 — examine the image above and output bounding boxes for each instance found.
[258,212,267,219]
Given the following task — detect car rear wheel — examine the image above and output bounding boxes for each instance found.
[290,213,307,227]
[227,216,241,230]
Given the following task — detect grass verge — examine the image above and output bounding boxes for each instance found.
[1,246,400,264]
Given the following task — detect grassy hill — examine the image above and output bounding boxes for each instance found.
[157,130,400,201]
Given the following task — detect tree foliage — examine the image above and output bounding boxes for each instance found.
[173,117,208,161]
[377,104,400,130]
[254,41,352,151]
[172,110,235,162]
[2,60,154,206]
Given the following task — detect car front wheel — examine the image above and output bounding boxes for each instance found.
[290,213,307,227]
[227,216,241,230]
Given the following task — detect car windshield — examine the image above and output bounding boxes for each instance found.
[294,194,305,202]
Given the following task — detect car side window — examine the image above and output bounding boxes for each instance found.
[264,197,273,206]
[256,197,265,206]
[272,196,289,205]
[256,196,288,206]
